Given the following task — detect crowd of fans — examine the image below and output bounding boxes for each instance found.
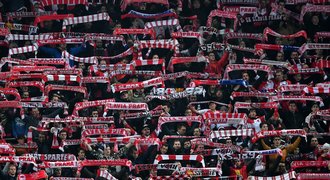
[0,0,330,179]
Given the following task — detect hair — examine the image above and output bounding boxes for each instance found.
[177,123,186,130]
[173,139,181,145]
[259,122,268,128]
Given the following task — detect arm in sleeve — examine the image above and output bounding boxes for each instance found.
[261,139,271,150]
[216,51,230,69]
[286,137,301,153]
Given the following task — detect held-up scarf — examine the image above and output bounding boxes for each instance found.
[298,43,330,54]
[81,77,110,84]
[37,38,85,45]
[0,88,21,101]
[179,167,220,177]
[168,56,209,72]
[121,9,177,20]
[111,77,164,92]
[8,73,44,81]
[225,32,263,42]
[8,45,38,57]
[288,67,323,74]
[223,6,258,16]
[114,29,155,39]
[198,26,234,36]
[199,42,226,53]
[62,51,98,64]
[251,129,306,143]
[43,68,82,75]
[203,112,247,124]
[190,138,241,152]
[162,136,200,143]
[0,143,16,155]
[263,27,307,41]
[231,91,275,99]
[135,163,180,173]
[109,70,162,78]
[62,13,111,31]
[154,155,205,167]
[248,171,296,180]
[81,128,128,138]
[104,102,149,111]
[40,0,88,7]
[297,173,330,180]
[243,58,289,66]
[51,178,93,180]
[303,87,330,94]
[98,47,133,60]
[43,75,81,84]
[157,116,202,134]
[279,84,308,93]
[255,44,299,52]
[234,102,278,111]
[7,81,44,93]
[171,32,202,44]
[38,161,80,168]
[300,4,330,22]
[83,136,138,144]
[72,99,115,116]
[45,84,87,98]
[0,156,36,165]
[291,161,330,169]
[120,0,169,11]
[0,22,38,34]
[6,34,53,41]
[149,174,190,180]
[11,66,56,72]
[314,32,330,42]
[224,64,271,79]
[34,14,74,26]
[269,95,324,106]
[206,10,238,31]
[24,154,76,161]
[83,124,108,129]
[191,79,247,87]
[137,39,179,59]
[239,15,284,26]
[208,129,254,138]
[6,11,54,19]
[217,0,259,6]
[17,170,48,180]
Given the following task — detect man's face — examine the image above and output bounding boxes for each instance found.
[273,137,281,147]
[22,92,29,98]
[209,103,216,111]
[173,141,181,150]
[59,132,67,140]
[185,109,193,116]
[8,166,16,176]
[38,134,46,142]
[249,110,257,118]
[142,127,150,136]
[193,128,201,136]
[311,138,318,147]
[78,150,85,160]
[177,126,186,135]
[261,124,268,131]
[242,73,249,81]
[31,108,40,118]
[291,52,299,60]
[91,111,98,117]
[275,72,283,81]
[104,147,111,156]
[226,139,232,145]
[52,96,59,103]
[289,103,297,112]
[208,53,215,61]
[276,53,284,61]
[160,146,168,154]
[184,141,191,149]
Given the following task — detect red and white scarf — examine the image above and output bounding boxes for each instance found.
[24,154,76,161]
[72,99,115,116]
[231,91,275,99]
[135,163,180,173]
[190,139,241,152]
[0,88,21,101]
[303,87,330,94]
[263,27,307,41]
[111,77,163,92]
[234,102,278,111]
[154,155,205,167]
[299,43,330,54]
[29,58,67,67]
[157,116,202,134]
[62,12,111,31]
[8,45,38,57]
[40,0,88,7]
[81,76,110,84]
[297,173,330,180]
[43,75,81,84]
[120,0,169,11]
[98,47,133,60]
[137,39,179,59]
[300,4,330,22]
[209,129,254,138]
[243,58,289,66]
[0,156,36,164]
[224,64,271,79]
[179,167,220,177]
[113,28,156,39]
[225,32,263,42]
[18,170,48,180]
[6,34,53,41]
[11,66,56,72]
[81,128,128,138]
[45,84,87,98]
[168,56,209,72]
[0,143,16,155]
[223,6,258,16]
[291,161,330,169]
[251,129,306,143]
[8,81,44,93]
[104,102,149,111]
[314,32,330,42]
[62,51,98,64]
[0,22,38,34]
[269,95,323,106]
[38,161,80,168]
[34,14,74,26]
[207,10,238,31]
[248,171,296,180]
[279,84,308,93]
[144,19,182,32]
[37,38,85,46]
[43,68,82,75]
[83,136,137,144]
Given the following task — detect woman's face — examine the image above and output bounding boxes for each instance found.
[311,104,319,113]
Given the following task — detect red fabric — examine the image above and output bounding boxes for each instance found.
[204,51,229,75]
[230,165,248,179]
